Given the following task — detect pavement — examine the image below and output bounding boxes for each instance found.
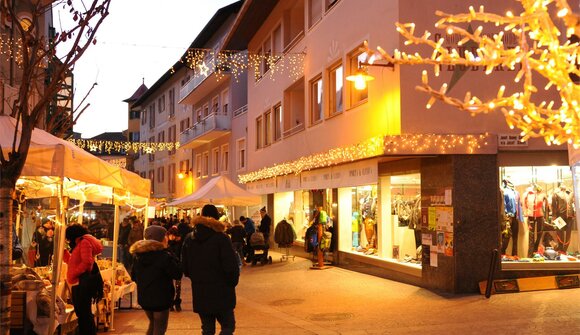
[107,250,580,335]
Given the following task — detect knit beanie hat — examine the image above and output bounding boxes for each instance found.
[201,204,220,220]
[144,225,167,242]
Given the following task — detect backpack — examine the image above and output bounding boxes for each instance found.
[79,261,104,303]
[249,231,265,246]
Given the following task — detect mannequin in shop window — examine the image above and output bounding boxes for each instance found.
[551,182,575,252]
[501,178,523,256]
[523,183,547,257]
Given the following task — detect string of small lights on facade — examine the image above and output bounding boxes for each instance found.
[238,133,491,184]
[384,133,492,154]
[363,0,580,147]
[170,48,305,82]
[69,138,180,154]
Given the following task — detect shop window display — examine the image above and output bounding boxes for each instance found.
[351,185,378,255]
[500,166,579,263]
[339,173,421,267]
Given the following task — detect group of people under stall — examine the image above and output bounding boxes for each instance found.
[501,178,576,259]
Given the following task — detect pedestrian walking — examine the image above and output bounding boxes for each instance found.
[63,224,103,335]
[181,204,240,335]
[131,225,182,335]
[167,226,184,311]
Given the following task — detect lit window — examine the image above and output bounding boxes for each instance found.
[328,63,343,115]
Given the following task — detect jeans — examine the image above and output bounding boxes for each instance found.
[145,309,170,335]
[199,309,235,335]
[71,285,96,335]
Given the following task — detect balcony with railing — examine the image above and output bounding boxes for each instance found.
[180,106,232,149]
[179,57,231,105]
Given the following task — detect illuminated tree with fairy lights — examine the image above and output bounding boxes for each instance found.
[363,0,580,146]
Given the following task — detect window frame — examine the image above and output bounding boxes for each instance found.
[264,110,272,147]
[212,147,220,175]
[195,154,202,178]
[202,151,209,177]
[327,61,344,117]
[348,46,369,107]
[310,74,324,125]
[221,144,229,173]
[256,115,264,149]
[273,103,282,142]
[237,138,246,170]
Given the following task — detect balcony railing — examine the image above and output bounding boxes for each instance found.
[233,104,248,118]
[180,107,231,149]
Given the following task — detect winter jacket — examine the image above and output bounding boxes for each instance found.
[259,214,272,238]
[63,234,103,285]
[226,224,246,244]
[128,225,144,247]
[118,223,132,246]
[274,220,296,247]
[243,218,256,236]
[130,240,182,311]
[181,216,240,314]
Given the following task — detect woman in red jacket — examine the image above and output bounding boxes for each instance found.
[64,224,103,335]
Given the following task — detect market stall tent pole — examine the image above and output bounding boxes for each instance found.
[109,203,120,331]
[77,203,84,225]
[15,202,22,240]
[144,198,149,229]
[49,184,67,335]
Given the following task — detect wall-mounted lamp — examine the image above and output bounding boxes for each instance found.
[346,61,395,90]
[178,169,192,180]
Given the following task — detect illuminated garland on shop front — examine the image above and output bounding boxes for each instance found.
[384,133,492,154]
[238,133,493,184]
[69,138,180,154]
[363,0,580,146]
[238,136,385,184]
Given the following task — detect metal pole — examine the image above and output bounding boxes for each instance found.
[109,203,120,331]
[485,249,499,298]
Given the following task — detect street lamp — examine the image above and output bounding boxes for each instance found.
[346,61,395,90]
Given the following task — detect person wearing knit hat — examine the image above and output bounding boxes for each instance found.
[144,225,167,242]
[131,224,181,334]
[182,204,240,334]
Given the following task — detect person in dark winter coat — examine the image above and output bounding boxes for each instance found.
[131,225,182,335]
[181,204,240,335]
[167,226,184,311]
[226,219,246,267]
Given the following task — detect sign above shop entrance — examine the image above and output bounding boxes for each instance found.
[498,134,528,147]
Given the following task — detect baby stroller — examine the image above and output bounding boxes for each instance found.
[249,231,272,266]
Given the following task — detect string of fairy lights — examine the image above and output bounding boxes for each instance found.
[362,0,580,147]
[238,133,492,184]
[171,48,305,82]
[69,138,180,154]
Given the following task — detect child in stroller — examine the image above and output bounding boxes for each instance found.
[248,231,273,265]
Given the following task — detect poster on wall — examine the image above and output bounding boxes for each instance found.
[444,231,453,256]
[430,250,438,267]
[427,207,454,231]
[436,231,445,253]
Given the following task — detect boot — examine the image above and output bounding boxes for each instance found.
[174,298,182,312]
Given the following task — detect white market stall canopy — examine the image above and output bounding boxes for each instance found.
[168,175,261,207]
[0,116,150,206]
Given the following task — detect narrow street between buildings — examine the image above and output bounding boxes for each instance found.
[109,251,580,335]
